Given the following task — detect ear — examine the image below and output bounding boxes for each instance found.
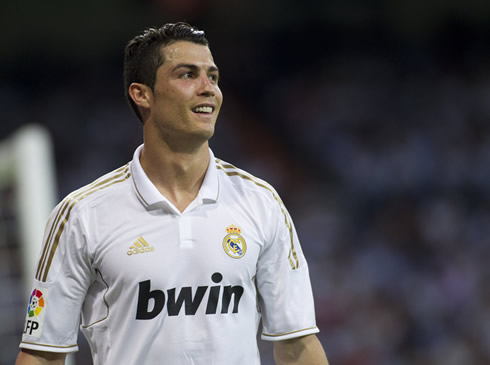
[128,83,152,110]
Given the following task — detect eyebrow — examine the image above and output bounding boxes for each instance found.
[173,63,220,74]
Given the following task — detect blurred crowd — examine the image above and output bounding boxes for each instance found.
[220,31,490,363]
[1,5,490,364]
[278,52,490,365]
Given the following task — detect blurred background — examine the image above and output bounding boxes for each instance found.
[1,0,490,364]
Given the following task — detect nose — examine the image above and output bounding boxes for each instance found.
[197,74,216,97]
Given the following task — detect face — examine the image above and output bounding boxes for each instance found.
[146,41,223,147]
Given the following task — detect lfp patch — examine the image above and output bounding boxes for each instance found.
[23,288,47,338]
[223,225,247,259]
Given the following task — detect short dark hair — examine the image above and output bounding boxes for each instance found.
[123,22,209,123]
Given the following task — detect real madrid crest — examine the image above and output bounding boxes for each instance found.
[223,225,247,259]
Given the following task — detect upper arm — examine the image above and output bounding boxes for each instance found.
[16,349,66,365]
[273,334,329,365]
[256,200,318,340]
[19,204,91,352]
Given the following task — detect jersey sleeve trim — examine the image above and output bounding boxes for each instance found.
[35,164,131,282]
[215,158,299,270]
[20,341,79,353]
[261,326,320,341]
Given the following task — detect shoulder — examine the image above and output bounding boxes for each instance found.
[214,157,284,206]
[53,163,132,218]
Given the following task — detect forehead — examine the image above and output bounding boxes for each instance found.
[160,41,215,67]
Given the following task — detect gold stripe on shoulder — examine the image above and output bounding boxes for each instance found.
[215,159,299,270]
[35,164,130,280]
[215,158,277,195]
[36,164,130,280]
[36,165,131,282]
[40,167,131,282]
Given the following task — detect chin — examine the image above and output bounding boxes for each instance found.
[188,127,215,145]
[197,124,216,138]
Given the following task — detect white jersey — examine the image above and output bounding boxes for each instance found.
[20,145,319,365]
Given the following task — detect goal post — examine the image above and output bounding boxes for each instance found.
[0,124,76,364]
[0,124,57,294]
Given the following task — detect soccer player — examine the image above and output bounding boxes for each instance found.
[16,23,329,365]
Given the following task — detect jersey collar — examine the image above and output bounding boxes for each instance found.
[130,144,219,211]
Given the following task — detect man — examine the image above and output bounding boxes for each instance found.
[16,23,329,364]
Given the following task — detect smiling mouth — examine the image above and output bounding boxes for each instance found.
[192,106,214,114]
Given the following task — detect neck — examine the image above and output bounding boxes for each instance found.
[140,134,210,213]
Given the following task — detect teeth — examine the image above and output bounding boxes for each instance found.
[193,106,213,113]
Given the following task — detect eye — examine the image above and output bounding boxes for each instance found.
[180,71,194,79]
[209,73,219,83]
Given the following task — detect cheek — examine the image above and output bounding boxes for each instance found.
[154,89,187,113]
[216,88,224,107]
[156,81,192,100]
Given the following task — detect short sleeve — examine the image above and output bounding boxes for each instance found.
[19,201,94,353]
[256,200,319,341]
